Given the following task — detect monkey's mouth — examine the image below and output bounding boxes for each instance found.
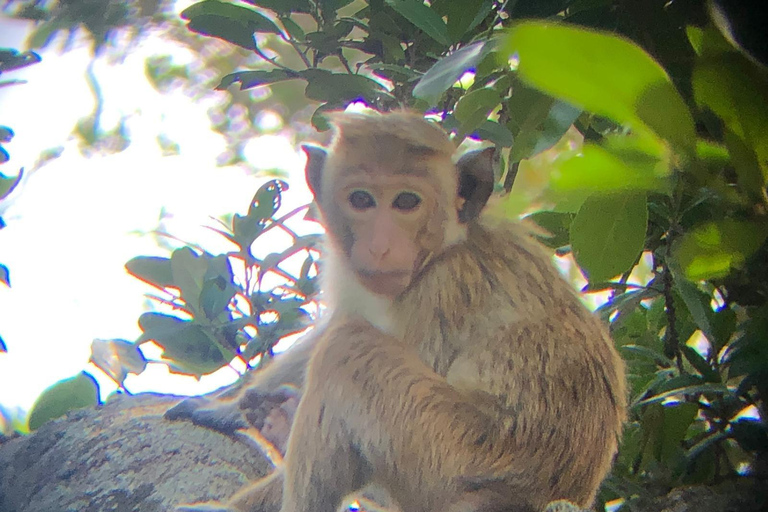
[357,270,411,297]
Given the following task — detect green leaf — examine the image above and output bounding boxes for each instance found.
[635,382,728,407]
[280,16,306,40]
[680,345,720,383]
[300,69,388,104]
[413,40,487,106]
[504,22,695,154]
[570,192,648,283]
[200,256,236,321]
[659,402,699,466]
[171,248,209,315]
[247,0,312,15]
[525,211,574,249]
[0,263,9,287]
[453,88,501,133]
[137,313,230,377]
[125,256,173,289]
[549,140,669,195]
[672,275,715,349]
[384,0,451,46]
[27,372,100,431]
[0,170,23,199]
[439,0,493,43]
[474,120,514,147]
[673,219,768,281]
[250,179,286,220]
[217,69,297,90]
[693,55,768,181]
[506,85,581,162]
[182,0,282,50]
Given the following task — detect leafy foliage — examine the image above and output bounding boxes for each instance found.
[4,0,767,506]
[108,180,321,380]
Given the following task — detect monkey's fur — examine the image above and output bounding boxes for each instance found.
[173,111,626,512]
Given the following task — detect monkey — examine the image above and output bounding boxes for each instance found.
[172,110,626,512]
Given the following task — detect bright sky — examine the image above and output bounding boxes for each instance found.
[0,16,315,413]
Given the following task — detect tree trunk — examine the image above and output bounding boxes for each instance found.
[0,393,272,512]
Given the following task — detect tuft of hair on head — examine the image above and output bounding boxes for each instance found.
[325,110,456,156]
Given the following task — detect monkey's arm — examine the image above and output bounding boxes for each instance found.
[165,327,320,436]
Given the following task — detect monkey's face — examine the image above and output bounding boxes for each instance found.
[327,169,456,298]
[302,111,494,300]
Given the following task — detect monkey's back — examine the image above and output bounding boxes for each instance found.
[395,219,627,508]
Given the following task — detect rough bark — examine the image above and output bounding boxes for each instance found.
[0,393,764,512]
[0,393,272,512]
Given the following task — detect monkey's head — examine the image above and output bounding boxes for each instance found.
[304,111,494,299]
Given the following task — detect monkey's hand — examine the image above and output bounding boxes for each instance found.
[165,395,248,435]
[165,384,300,452]
[249,385,300,453]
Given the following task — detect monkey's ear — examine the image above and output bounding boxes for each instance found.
[302,144,327,200]
[457,147,495,223]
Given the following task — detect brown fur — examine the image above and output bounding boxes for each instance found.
[174,111,626,512]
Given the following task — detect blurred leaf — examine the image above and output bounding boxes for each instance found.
[549,140,669,196]
[27,372,99,431]
[0,126,12,142]
[437,0,493,43]
[280,16,306,40]
[474,120,514,147]
[504,22,695,153]
[125,256,173,289]
[710,307,736,355]
[673,276,715,348]
[384,0,451,46]
[200,255,236,320]
[248,0,312,15]
[249,179,286,221]
[680,345,720,383]
[90,339,148,386]
[0,48,41,73]
[454,88,501,133]
[570,192,647,283]
[171,248,208,315]
[137,313,230,377]
[0,263,8,287]
[659,402,699,466]
[525,211,574,249]
[218,69,297,90]
[182,0,282,51]
[674,219,768,281]
[635,382,728,407]
[413,40,488,106]
[0,334,6,352]
[301,69,388,104]
[693,55,768,182]
[0,170,23,199]
[506,85,581,162]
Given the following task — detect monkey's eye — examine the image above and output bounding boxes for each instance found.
[348,190,376,210]
[392,192,422,212]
